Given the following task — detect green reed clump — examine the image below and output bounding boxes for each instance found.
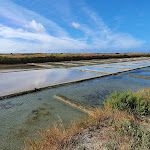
[105,90,150,115]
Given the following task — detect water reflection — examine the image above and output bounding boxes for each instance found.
[0,70,150,150]
[112,61,150,66]
[122,68,150,77]
[0,69,99,95]
[94,64,138,69]
[72,66,125,73]
[53,74,150,107]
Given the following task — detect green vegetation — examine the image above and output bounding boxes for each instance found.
[25,88,150,150]
[106,112,150,150]
[105,90,150,115]
[0,53,150,64]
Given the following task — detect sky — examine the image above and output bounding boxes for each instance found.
[0,0,150,53]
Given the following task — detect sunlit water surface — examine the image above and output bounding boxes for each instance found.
[0,68,99,95]
[0,62,150,150]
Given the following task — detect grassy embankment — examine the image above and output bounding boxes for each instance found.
[0,53,150,64]
[25,88,150,150]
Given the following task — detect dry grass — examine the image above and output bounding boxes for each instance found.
[25,89,150,150]
[0,53,150,64]
[25,106,150,150]
[25,107,109,150]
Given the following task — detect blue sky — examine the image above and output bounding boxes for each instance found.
[0,0,149,53]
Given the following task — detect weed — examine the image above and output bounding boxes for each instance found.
[105,90,150,115]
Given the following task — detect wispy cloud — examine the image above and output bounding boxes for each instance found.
[0,25,46,41]
[0,25,88,53]
[0,0,68,37]
[0,0,146,53]
[24,20,45,32]
[78,5,145,50]
[72,22,81,29]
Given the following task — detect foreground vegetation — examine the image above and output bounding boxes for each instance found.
[105,89,150,115]
[1,53,150,64]
[25,88,150,150]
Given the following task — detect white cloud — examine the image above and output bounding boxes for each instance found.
[0,0,146,53]
[0,23,145,53]
[0,25,88,53]
[0,38,88,53]
[72,22,81,29]
[24,20,45,32]
[78,6,145,50]
[0,24,46,41]
[0,0,68,37]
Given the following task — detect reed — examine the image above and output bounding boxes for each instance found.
[1,53,150,64]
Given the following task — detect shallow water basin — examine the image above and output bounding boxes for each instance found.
[0,68,99,96]
[72,66,125,73]
[94,64,138,69]
[0,92,86,150]
[122,68,150,77]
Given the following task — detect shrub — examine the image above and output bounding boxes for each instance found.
[105,90,150,115]
[106,111,150,150]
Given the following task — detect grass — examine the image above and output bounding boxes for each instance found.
[25,88,150,150]
[0,53,150,64]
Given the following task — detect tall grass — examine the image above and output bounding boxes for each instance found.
[1,53,150,64]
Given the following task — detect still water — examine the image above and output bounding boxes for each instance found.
[94,64,138,69]
[122,67,150,77]
[72,66,125,73]
[0,68,99,96]
[0,57,150,150]
[0,69,150,149]
[0,93,86,150]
